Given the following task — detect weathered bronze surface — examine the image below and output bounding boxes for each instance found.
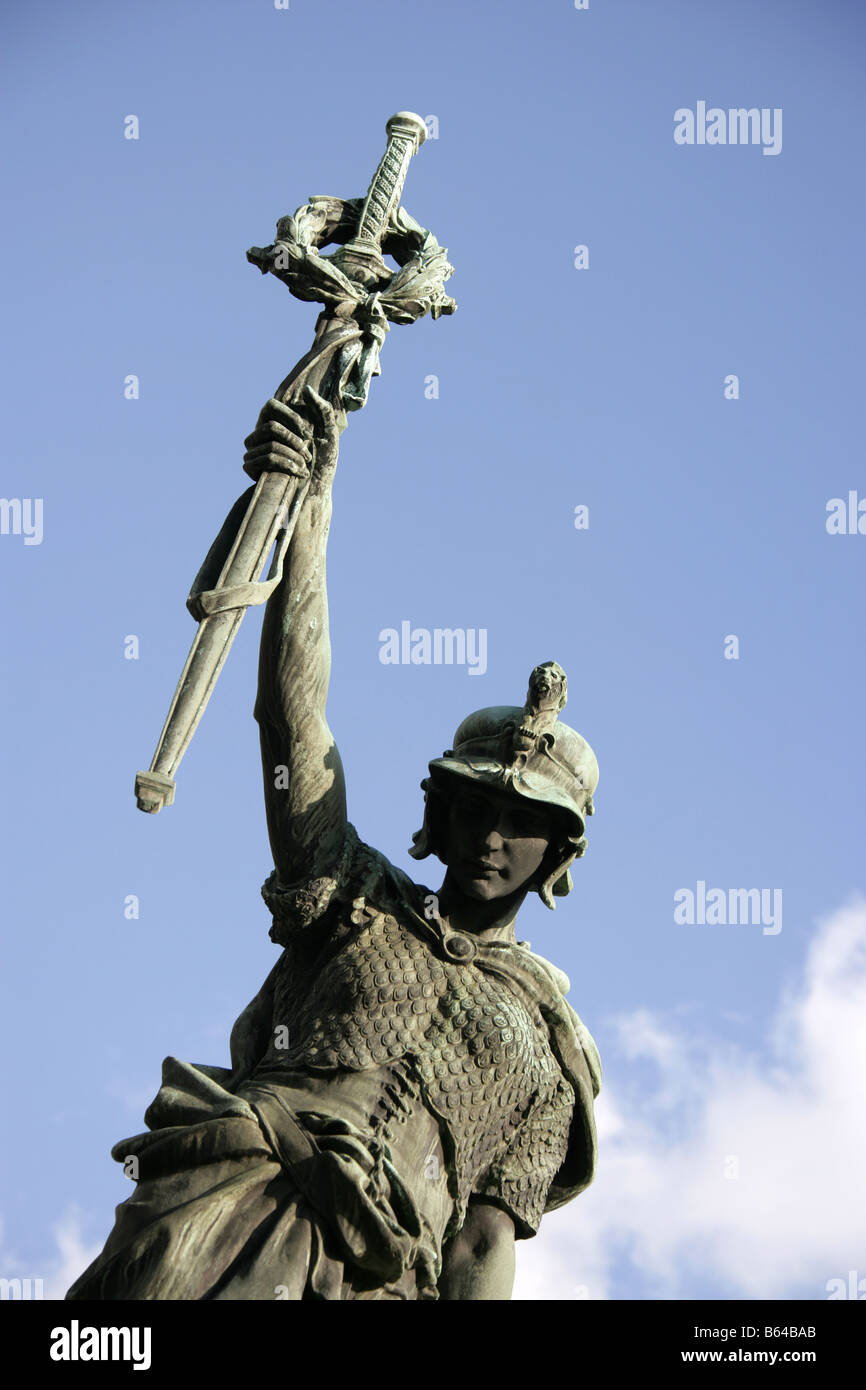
[70,115,601,1301]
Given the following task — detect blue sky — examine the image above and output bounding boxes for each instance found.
[1,0,864,1300]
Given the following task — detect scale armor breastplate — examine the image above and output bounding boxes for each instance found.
[254,830,578,1230]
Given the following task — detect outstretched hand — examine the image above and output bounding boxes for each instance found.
[243,386,345,491]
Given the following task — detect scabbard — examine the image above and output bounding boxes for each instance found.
[134,311,370,814]
[134,468,309,813]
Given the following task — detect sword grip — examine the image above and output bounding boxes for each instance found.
[333,111,428,286]
[356,111,427,246]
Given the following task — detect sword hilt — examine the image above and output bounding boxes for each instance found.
[331,111,428,288]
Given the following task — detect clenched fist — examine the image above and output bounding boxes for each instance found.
[243,385,345,493]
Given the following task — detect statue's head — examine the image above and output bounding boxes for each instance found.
[526,661,568,715]
[410,663,598,909]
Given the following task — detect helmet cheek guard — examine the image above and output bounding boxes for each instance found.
[409,663,598,911]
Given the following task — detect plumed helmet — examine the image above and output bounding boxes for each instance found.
[409,662,598,909]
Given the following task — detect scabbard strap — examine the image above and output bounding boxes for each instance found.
[186,478,308,621]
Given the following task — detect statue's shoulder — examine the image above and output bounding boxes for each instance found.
[479,940,602,1100]
[261,823,429,945]
[518,944,602,1211]
[526,946,603,1097]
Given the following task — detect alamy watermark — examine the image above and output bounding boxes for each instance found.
[674,103,782,157]
[0,1277,44,1299]
[674,881,782,936]
[379,623,487,676]
[0,497,43,545]
[826,1270,866,1300]
[50,1322,151,1370]
[826,491,866,535]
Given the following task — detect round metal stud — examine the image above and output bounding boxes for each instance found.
[442,933,477,963]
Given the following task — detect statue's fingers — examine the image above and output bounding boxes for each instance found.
[278,406,315,439]
[243,425,312,462]
[263,420,313,459]
[242,441,310,474]
[243,427,276,453]
[260,398,314,440]
[242,438,306,463]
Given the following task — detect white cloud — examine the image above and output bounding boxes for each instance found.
[514,897,866,1300]
[0,1208,100,1301]
[44,1210,102,1300]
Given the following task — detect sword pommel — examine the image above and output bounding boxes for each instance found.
[386,111,428,151]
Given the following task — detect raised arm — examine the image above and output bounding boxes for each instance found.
[243,389,348,886]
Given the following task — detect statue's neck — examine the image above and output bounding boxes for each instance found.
[435,874,527,943]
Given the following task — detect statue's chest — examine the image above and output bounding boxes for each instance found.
[268,912,541,1083]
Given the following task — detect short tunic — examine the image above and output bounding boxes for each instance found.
[67,824,601,1301]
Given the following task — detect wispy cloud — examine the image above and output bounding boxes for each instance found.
[0,1208,100,1300]
[515,898,866,1300]
[44,1210,102,1300]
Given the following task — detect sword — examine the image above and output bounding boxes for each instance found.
[134,111,455,813]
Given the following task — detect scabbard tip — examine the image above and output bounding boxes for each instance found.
[134,770,176,813]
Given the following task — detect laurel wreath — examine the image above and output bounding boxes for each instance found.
[247,197,457,326]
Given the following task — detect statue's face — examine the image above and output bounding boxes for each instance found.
[441,781,553,903]
[528,663,565,712]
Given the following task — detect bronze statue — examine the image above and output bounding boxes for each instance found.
[68,115,602,1301]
